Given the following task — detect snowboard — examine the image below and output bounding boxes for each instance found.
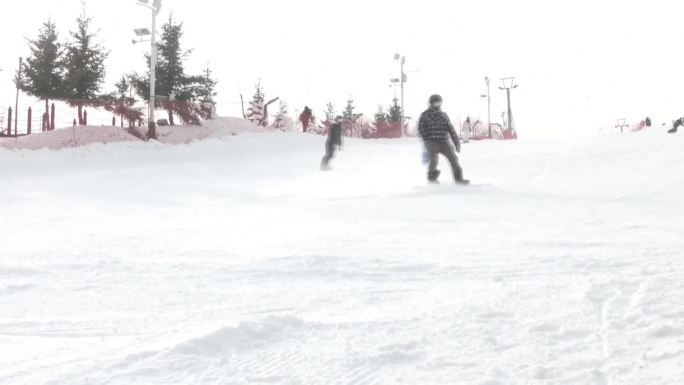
[429,180,471,186]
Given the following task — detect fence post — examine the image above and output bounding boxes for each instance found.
[50,103,56,131]
[84,109,88,126]
[27,107,32,135]
[112,116,116,126]
[7,107,12,135]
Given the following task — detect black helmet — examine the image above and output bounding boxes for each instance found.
[429,94,443,104]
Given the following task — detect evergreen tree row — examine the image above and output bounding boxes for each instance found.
[15,16,217,127]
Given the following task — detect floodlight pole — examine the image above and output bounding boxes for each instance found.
[15,58,22,136]
[485,76,491,138]
[149,10,157,139]
[394,54,406,137]
[137,0,161,139]
[400,57,405,137]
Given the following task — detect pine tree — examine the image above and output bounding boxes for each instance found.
[156,16,189,125]
[324,102,336,123]
[156,16,187,93]
[388,97,402,123]
[111,75,139,128]
[374,105,388,124]
[132,16,204,125]
[19,20,65,126]
[343,98,355,120]
[115,75,130,101]
[246,80,265,124]
[273,100,289,130]
[64,16,109,125]
[196,64,217,104]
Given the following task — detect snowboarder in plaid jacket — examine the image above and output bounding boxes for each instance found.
[418,94,469,184]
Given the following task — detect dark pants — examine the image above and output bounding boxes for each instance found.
[321,142,337,167]
[425,140,464,182]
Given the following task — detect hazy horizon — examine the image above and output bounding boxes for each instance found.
[1,0,683,138]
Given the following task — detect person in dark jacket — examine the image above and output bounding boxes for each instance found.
[300,106,313,133]
[321,115,344,170]
[418,94,469,184]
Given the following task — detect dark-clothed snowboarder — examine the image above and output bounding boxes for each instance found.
[669,117,683,134]
[321,115,343,170]
[300,106,313,133]
[418,94,469,184]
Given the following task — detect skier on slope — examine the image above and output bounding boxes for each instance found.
[321,115,343,170]
[418,94,469,184]
[462,116,472,143]
[300,106,313,133]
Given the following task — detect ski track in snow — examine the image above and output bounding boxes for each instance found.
[1,130,683,384]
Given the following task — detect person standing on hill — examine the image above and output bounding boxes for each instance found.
[300,106,313,133]
[418,94,469,184]
[462,116,472,143]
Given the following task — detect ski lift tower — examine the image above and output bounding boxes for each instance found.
[499,77,518,135]
[615,118,628,134]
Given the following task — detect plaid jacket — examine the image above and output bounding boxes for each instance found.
[327,123,343,146]
[418,107,459,144]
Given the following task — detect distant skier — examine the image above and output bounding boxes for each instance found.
[300,106,313,133]
[462,117,472,143]
[321,115,343,170]
[418,94,469,184]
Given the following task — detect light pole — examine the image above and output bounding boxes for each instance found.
[0,68,4,136]
[15,58,22,136]
[485,77,491,138]
[136,0,162,139]
[499,77,518,134]
[394,54,406,137]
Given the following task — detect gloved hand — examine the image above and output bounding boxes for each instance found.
[454,141,461,154]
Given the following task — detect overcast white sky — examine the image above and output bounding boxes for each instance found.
[1,0,683,137]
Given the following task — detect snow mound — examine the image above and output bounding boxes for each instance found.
[0,116,263,150]
[170,316,307,357]
[0,126,140,150]
[155,117,264,144]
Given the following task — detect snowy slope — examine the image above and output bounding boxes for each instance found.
[0,128,683,385]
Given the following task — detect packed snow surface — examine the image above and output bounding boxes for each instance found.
[1,127,683,384]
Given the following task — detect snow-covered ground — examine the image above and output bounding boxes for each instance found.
[1,127,683,385]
